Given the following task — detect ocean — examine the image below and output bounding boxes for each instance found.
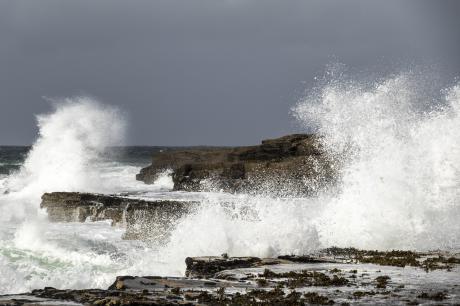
[1,74,459,294]
[0,145,173,293]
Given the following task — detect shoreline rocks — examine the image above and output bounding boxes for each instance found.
[136,134,335,195]
[41,192,198,240]
[2,249,459,305]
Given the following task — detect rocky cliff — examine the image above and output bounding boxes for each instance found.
[136,134,334,195]
[41,192,198,240]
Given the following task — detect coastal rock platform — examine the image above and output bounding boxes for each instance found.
[1,249,459,305]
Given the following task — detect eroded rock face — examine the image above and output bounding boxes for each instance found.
[137,134,335,195]
[41,192,127,224]
[40,192,198,240]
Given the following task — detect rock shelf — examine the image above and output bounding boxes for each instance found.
[2,249,459,305]
[41,192,198,240]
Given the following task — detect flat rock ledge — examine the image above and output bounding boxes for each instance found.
[41,192,198,240]
[1,249,459,305]
[136,134,335,196]
[185,255,333,279]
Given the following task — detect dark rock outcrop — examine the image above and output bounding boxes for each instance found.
[185,256,264,278]
[185,254,335,279]
[136,147,230,184]
[41,192,198,240]
[137,134,334,195]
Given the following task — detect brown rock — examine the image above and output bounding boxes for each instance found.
[40,192,198,241]
[137,134,335,195]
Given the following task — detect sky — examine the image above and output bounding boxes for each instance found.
[0,0,459,146]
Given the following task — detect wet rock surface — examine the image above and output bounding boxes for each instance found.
[2,249,459,305]
[320,247,460,271]
[136,134,334,195]
[185,256,265,278]
[41,192,198,240]
[185,255,334,279]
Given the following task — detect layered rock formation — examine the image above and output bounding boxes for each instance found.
[41,192,198,240]
[137,134,334,195]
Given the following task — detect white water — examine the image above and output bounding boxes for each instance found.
[293,71,460,250]
[1,99,125,221]
[0,98,156,293]
[1,73,460,293]
[160,72,460,265]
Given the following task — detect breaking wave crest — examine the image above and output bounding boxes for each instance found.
[0,98,127,293]
[1,98,126,220]
[293,70,460,250]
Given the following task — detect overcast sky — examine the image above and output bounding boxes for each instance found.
[1,0,459,145]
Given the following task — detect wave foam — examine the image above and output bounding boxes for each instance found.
[294,70,460,250]
[1,98,126,221]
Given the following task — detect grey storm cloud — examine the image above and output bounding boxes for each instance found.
[0,0,459,145]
